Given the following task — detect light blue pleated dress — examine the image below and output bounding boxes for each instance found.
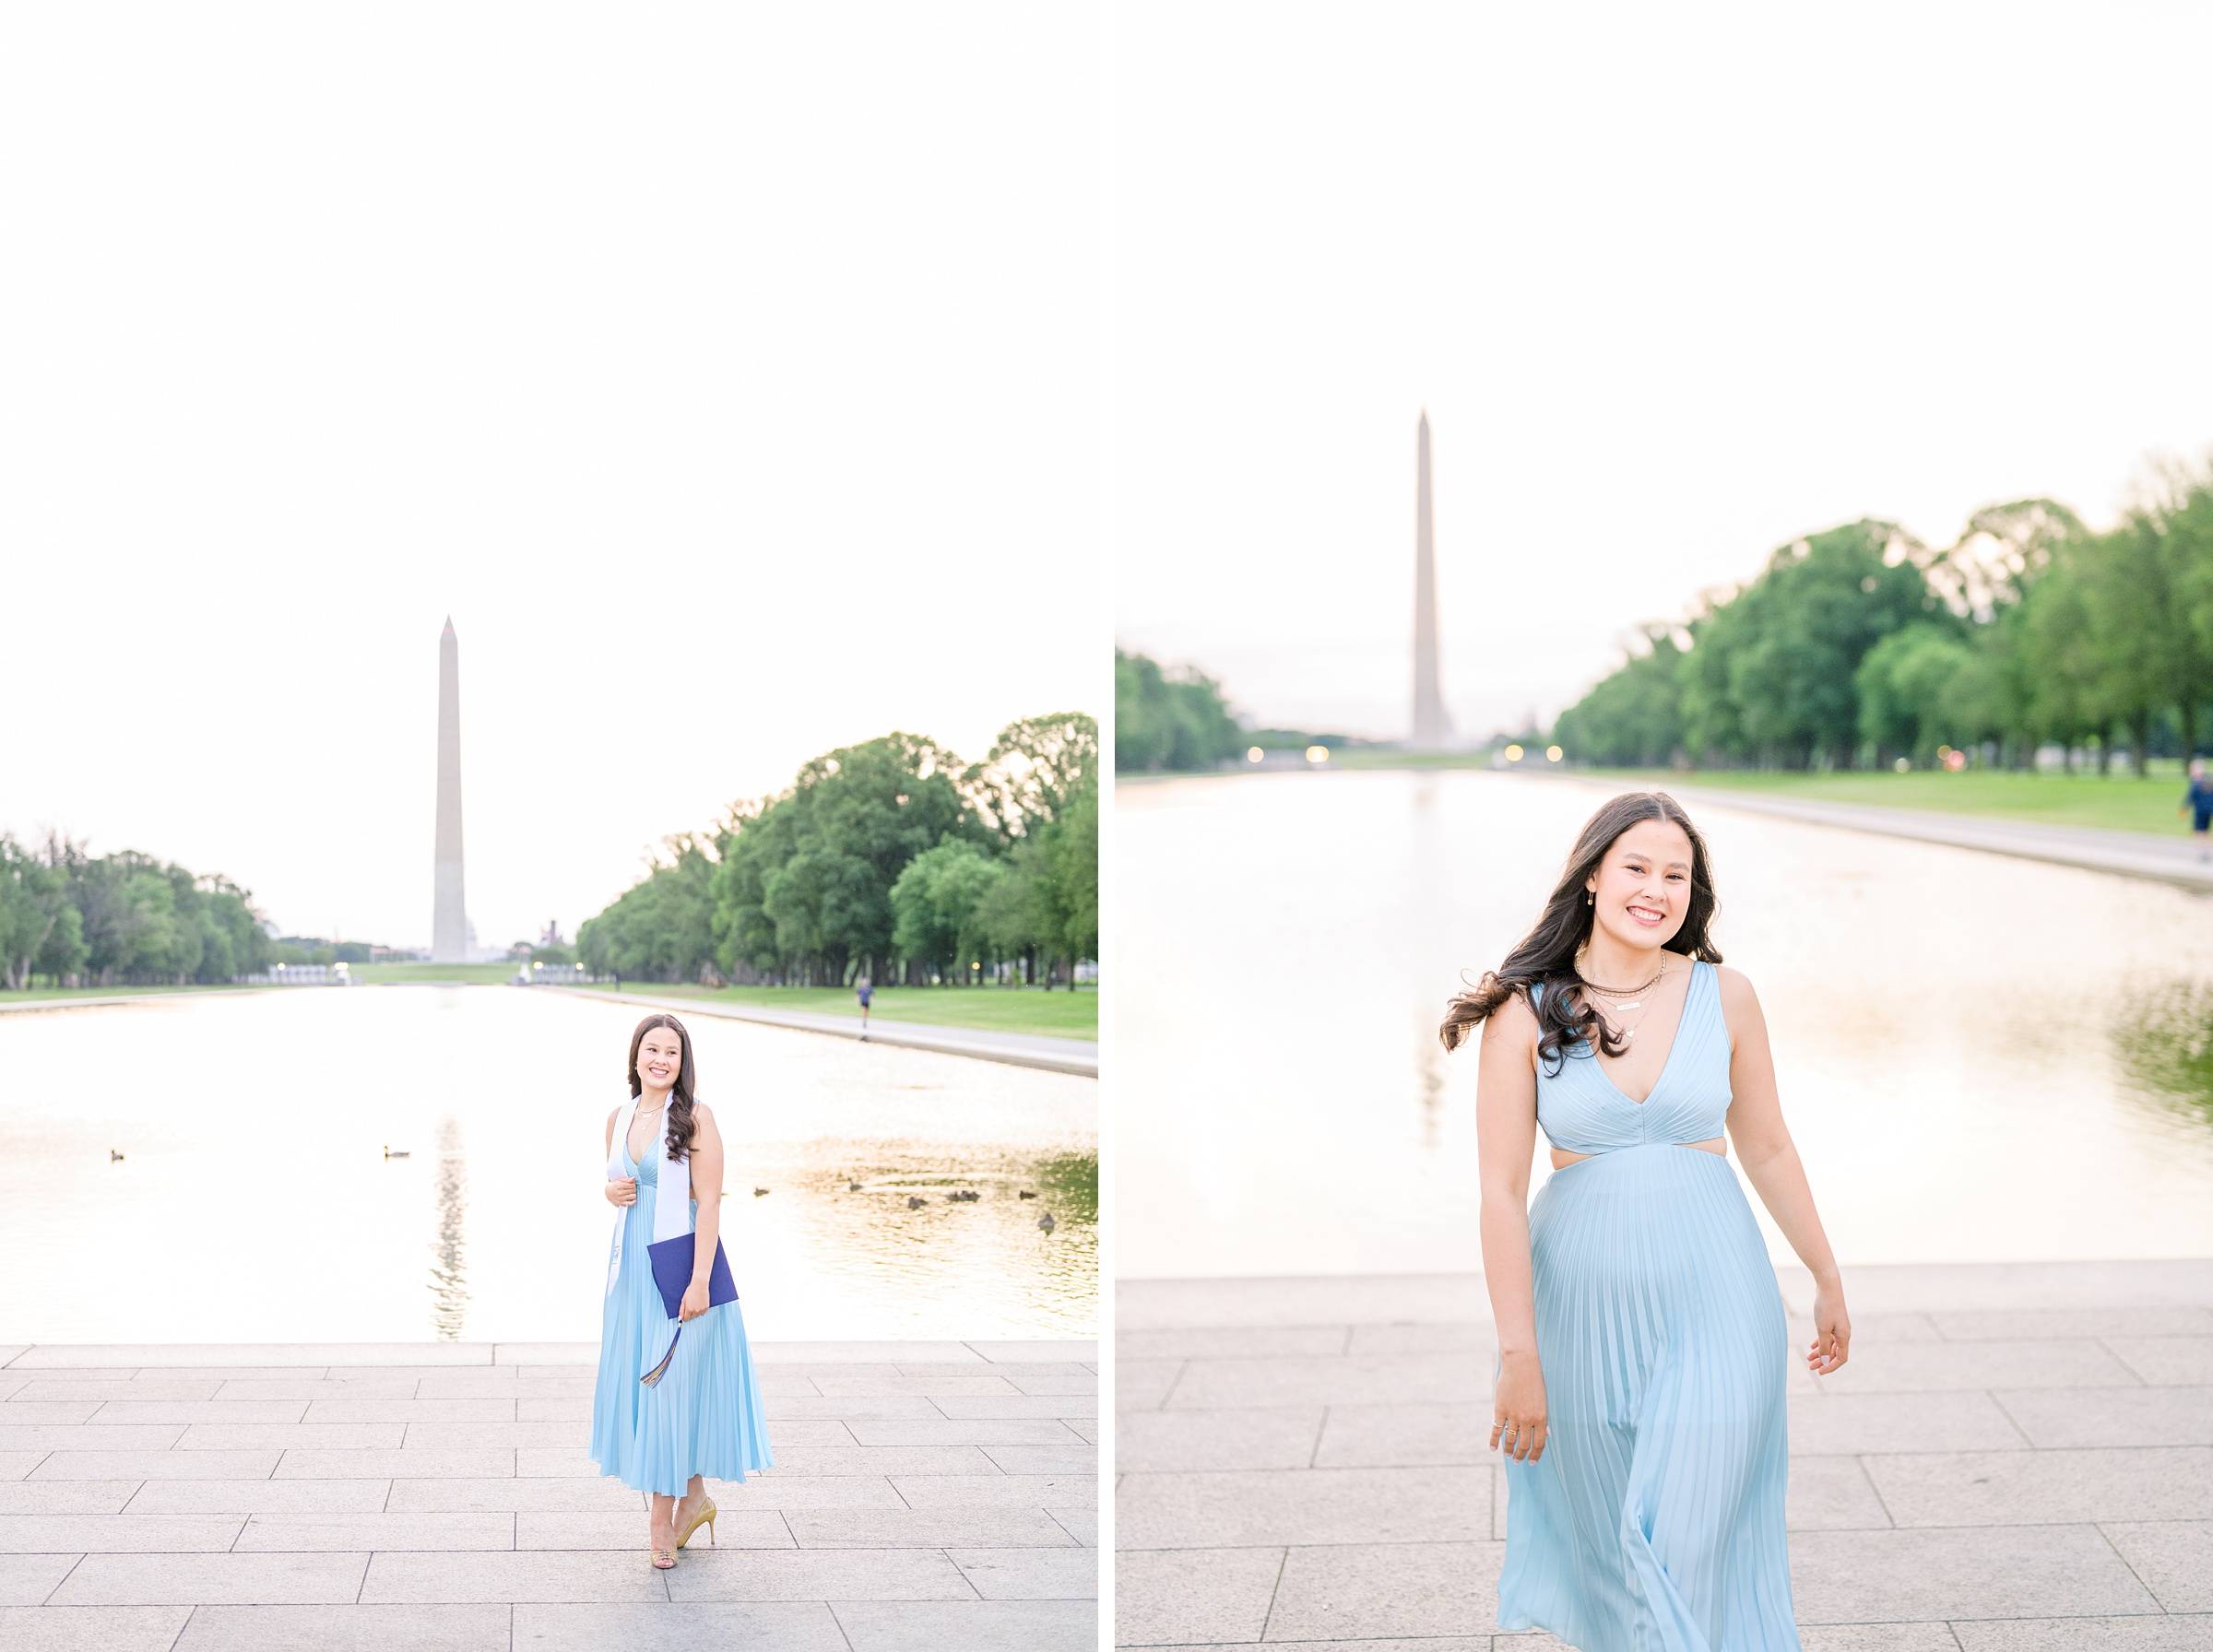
[587,1126,774,1496]
[1500,962,1796,1652]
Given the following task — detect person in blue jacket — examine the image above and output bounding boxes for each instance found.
[2184,759,2213,861]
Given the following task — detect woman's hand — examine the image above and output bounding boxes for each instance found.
[1492,1348,1549,1462]
[605,1176,637,1209]
[679,1280,710,1322]
[1807,1280,1851,1375]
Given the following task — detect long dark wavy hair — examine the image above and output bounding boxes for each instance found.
[627,1013,699,1160]
[1439,791,1722,1071]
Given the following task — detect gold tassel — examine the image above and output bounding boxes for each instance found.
[640,1325,681,1387]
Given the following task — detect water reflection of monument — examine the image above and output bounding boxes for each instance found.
[428,1117,470,1339]
[1409,770,1450,1148]
[1409,417,1457,1139]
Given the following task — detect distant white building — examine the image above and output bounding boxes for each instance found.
[238,963,354,987]
[514,962,594,985]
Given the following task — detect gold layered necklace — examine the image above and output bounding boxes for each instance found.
[1576,954,1670,1043]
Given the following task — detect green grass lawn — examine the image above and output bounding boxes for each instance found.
[1172,750,2204,837]
[349,962,518,985]
[0,982,273,1005]
[575,982,1097,1040]
[1591,765,2199,837]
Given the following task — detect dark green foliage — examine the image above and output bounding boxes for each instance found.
[1554,474,2213,773]
[1552,628,1688,766]
[580,714,1100,991]
[1115,649,1244,772]
[890,840,1007,981]
[1677,521,1943,768]
[1854,624,1981,759]
[578,835,718,985]
[710,733,985,986]
[980,775,1098,975]
[0,832,271,989]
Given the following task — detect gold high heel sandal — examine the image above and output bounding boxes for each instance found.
[677,1495,717,1549]
[649,1545,677,1570]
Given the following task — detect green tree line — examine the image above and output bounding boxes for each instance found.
[1,833,274,991]
[1555,466,2213,772]
[1116,649,1244,772]
[578,713,1099,989]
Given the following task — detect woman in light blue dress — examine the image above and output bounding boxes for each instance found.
[1441,792,1851,1652]
[589,1013,773,1568]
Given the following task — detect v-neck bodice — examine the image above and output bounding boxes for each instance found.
[623,1113,665,1186]
[1532,961,1731,1155]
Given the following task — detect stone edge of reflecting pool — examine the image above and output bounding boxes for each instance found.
[0,1339,1099,1369]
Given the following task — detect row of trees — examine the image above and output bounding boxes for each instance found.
[577,713,1099,988]
[1555,465,2213,771]
[1,834,274,990]
[1116,650,1244,773]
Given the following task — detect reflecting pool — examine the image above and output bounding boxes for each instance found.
[1,987,1095,1342]
[1120,770,2213,1278]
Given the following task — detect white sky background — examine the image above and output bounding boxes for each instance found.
[1112,3,2213,742]
[0,6,1106,949]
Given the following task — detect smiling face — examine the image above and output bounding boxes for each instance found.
[1584,818,1696,955]
[635,1027,685,1096]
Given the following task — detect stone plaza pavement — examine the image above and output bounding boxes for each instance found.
[1118,1261,2213,1651]
[0,1338,1096,1651]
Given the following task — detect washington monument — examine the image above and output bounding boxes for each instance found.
[1411,411,1451,748]
[431,619,469,963]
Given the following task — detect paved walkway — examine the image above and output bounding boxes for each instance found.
[1577,778,2213,892]
[1117,1261,2213,1650]
[546,988,1099,1079]
[0,1338,1096,1650]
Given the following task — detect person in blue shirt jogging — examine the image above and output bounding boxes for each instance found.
[855,975,873,1039]
[2183,760,2213,861]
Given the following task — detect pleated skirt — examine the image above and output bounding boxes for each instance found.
[587,1185,775,1496]
[1498,1143,1797,1652]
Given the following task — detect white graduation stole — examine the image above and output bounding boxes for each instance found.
[606,1092,692,1298]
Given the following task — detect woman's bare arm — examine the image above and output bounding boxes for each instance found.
[1717,966,1849,1374]
[680,1103,725,1321]
[1476,995,1549,1458]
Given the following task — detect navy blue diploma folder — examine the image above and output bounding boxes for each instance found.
[639,1234,737,1386]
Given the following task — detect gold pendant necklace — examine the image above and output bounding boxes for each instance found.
[1577,957,1667,1019]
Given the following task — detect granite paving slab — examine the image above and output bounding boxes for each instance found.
[0,1339,1095,1649]
[1047,1504,1097,1545]
[1950,1619,2213,1651]
[891,1474,1098,1508]
[2103,1521,2213,1612]
[946,1545,1098,1599]
[830,1597,1099,1652]
[1117,1261,2213,1648]
[174,1601,513,1650]
[512,1599,847,1651]
[0,1603,195,1650]
[1997,1385,2213,1447]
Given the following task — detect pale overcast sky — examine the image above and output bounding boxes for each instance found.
[1,6,1105,948]
[1113,3,2213,740]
